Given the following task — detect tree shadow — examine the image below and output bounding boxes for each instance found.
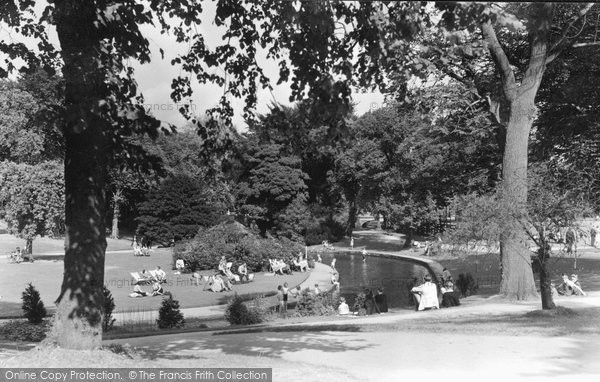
[126,328,374,361]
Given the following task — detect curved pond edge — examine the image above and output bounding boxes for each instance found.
[331,248,446,285]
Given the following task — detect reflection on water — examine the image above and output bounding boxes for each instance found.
[321,252,429,309]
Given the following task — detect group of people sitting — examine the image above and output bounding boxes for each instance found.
[410,271,461,311]
[269,258,293,275]
[337,289,389,316]
[129,282,165,298]
[132,235,152,256]
[131,266,167,285]
[9,247,34,263]
[555,273,586,296]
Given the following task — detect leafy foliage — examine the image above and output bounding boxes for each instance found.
[0,320,50,342]
[294,289,338,317]
[102,286,116,332]
[173,219,302,272]
[235,141,309,236]
[224,294,263,326]
[0,71,64,163]
[136,174,224,245]
[156,293,185,329]
[22,283,47,324]
[455,273,478,298]
[0,160,64,246]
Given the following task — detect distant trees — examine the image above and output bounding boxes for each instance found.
[0,71,65,253]
[235,141,308,236]
[136,174,223,245]
[0,161,64,254]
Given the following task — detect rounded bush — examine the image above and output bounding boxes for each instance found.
[224,294,263,325]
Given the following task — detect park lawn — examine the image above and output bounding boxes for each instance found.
[0,248,310,318]
[0,233,134,256]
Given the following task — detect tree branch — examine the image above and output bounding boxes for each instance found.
[520,3,554,98]
[546,3,595,64]
[480,20,517,102]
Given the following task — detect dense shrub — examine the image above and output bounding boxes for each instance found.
[351,292,367,314]
[173,220,303,272]
[456,273,479,297]
[157,293,185,329]
[102,285,116,332]
[304,218,346,246]
[0,320,50,342]
[22,283,46,324]
[294,289,338,317]
[224,294,263,325]
[136,174,223,245]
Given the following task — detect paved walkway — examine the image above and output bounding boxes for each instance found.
[103,292,600,382]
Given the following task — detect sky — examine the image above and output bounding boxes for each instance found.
[0,1,385,132]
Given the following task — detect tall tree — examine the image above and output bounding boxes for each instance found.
[5,0,596,348]
[0,161,65,254]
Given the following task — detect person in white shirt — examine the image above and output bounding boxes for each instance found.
[155,266,166,282]
[175,259,185,274]
[411,274,439,311]
[338,297,350,315]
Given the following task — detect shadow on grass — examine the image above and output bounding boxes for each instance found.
[370,306,600,337]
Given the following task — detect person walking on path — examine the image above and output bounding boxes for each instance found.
[590,226,597,247]
[565,227,577,255]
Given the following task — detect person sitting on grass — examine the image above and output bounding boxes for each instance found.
[441,268,453,284]
[440,281,460,308]
[10,247,23,263]
[218,256,228,275]
[338,297,350,315]
[129,285,148,298]
[557,273,586,296]
[375,288,388,313]
[154,266,167,283]
[570,274,587,296]
[151,281,164,296]
[208,275,225,292]
[238,263,248,282]
[175,258,185,274]
[411,274,439,311]
[313,283,321,295]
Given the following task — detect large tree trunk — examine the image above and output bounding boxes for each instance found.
[539,253,555,310]
[346,201,357,237]
[25,238,33,255]
[499,99,538,300]
[483,3,553,301]
[49,0,108,349]
[111,193,121,239]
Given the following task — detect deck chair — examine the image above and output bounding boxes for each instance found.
[293,258,308,272]
[132,244,143,256]
[130,272,153,285]
[269,259,286,275]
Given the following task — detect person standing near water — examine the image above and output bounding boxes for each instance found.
[362,248,367,261]
[350,236,354,249]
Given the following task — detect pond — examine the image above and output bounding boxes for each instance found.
[320,251,430,310]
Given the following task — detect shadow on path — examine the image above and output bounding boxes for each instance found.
[124,330,375,361]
